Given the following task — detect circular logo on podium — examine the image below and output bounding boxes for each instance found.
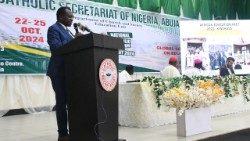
[99,58,117,92]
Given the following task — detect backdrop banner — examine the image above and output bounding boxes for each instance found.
[0,0,180,74]
[180,20,250,75]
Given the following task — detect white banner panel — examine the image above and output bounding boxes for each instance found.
[180,20,250,75]
[0,0,180,74]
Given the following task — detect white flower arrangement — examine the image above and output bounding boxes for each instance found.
[142,75,250,115]
[163,80,224,115]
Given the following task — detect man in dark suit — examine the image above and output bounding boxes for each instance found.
[219,57,235,77]
[47,7,83,141]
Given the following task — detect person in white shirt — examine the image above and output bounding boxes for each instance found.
[119,65,134,82]
[184,59,208,77]
[161,56,181,79]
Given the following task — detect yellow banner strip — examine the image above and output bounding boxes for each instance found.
[4,44,51,57]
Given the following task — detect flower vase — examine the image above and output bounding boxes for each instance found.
[176,107,212,137]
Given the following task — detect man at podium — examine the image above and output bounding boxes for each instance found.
[47,6,83,141]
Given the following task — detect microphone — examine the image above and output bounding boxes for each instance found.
[74,23,92,33]
[83,27,92,33]
[126,79,140,83]
[73,23,79,33]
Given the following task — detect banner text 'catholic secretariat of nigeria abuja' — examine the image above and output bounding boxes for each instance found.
[0,0,179,31]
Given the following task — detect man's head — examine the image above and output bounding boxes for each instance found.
[126,65,134,75]
[226,57,235,68]
[194,59,204,70]
[56,7,74,27]
[169,56,177,66]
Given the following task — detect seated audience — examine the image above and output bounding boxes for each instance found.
[161,56,181,79]
[219,57,235,77]
[234,63,242,70]
[184,59,207,77]
[119,65,134,82]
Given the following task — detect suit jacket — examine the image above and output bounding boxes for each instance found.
[47,22,74,77]
[219,65,235,77]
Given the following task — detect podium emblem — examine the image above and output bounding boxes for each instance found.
[99,58,117,92]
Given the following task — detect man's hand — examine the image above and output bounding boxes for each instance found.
[75,32,83,38]
[77,23,89,32]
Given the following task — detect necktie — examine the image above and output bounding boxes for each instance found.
[229,67,235,74]
[66,28,74,38]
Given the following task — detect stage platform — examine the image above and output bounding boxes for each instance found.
[0,110,250,141]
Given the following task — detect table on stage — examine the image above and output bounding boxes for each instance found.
[118,82,250,128]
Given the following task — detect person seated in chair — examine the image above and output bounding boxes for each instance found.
[184,59,208,77]
[219,57,235,77]
[119,65,135,82]
[234,63,242,70]
[161,56,180,79]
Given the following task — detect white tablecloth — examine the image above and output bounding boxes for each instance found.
[119,82,250,127]
[0,76,55,116]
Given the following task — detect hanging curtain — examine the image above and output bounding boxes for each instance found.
[180,0,195,18]
[228,0,237,19]
[194,0,212,20]
[246,0,250,19]
[213,0,229,20]
[118,0,137,9]
[236,0,246,19]
[193,0,200,19]
[161,0,181,16]
[139,0,161,13]
[88,0,113,4]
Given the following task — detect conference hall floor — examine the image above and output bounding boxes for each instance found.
[0,111,250,141]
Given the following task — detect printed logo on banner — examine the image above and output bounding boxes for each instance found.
[99,58,117,92]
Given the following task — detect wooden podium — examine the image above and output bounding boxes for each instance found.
[57,33,125,141]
